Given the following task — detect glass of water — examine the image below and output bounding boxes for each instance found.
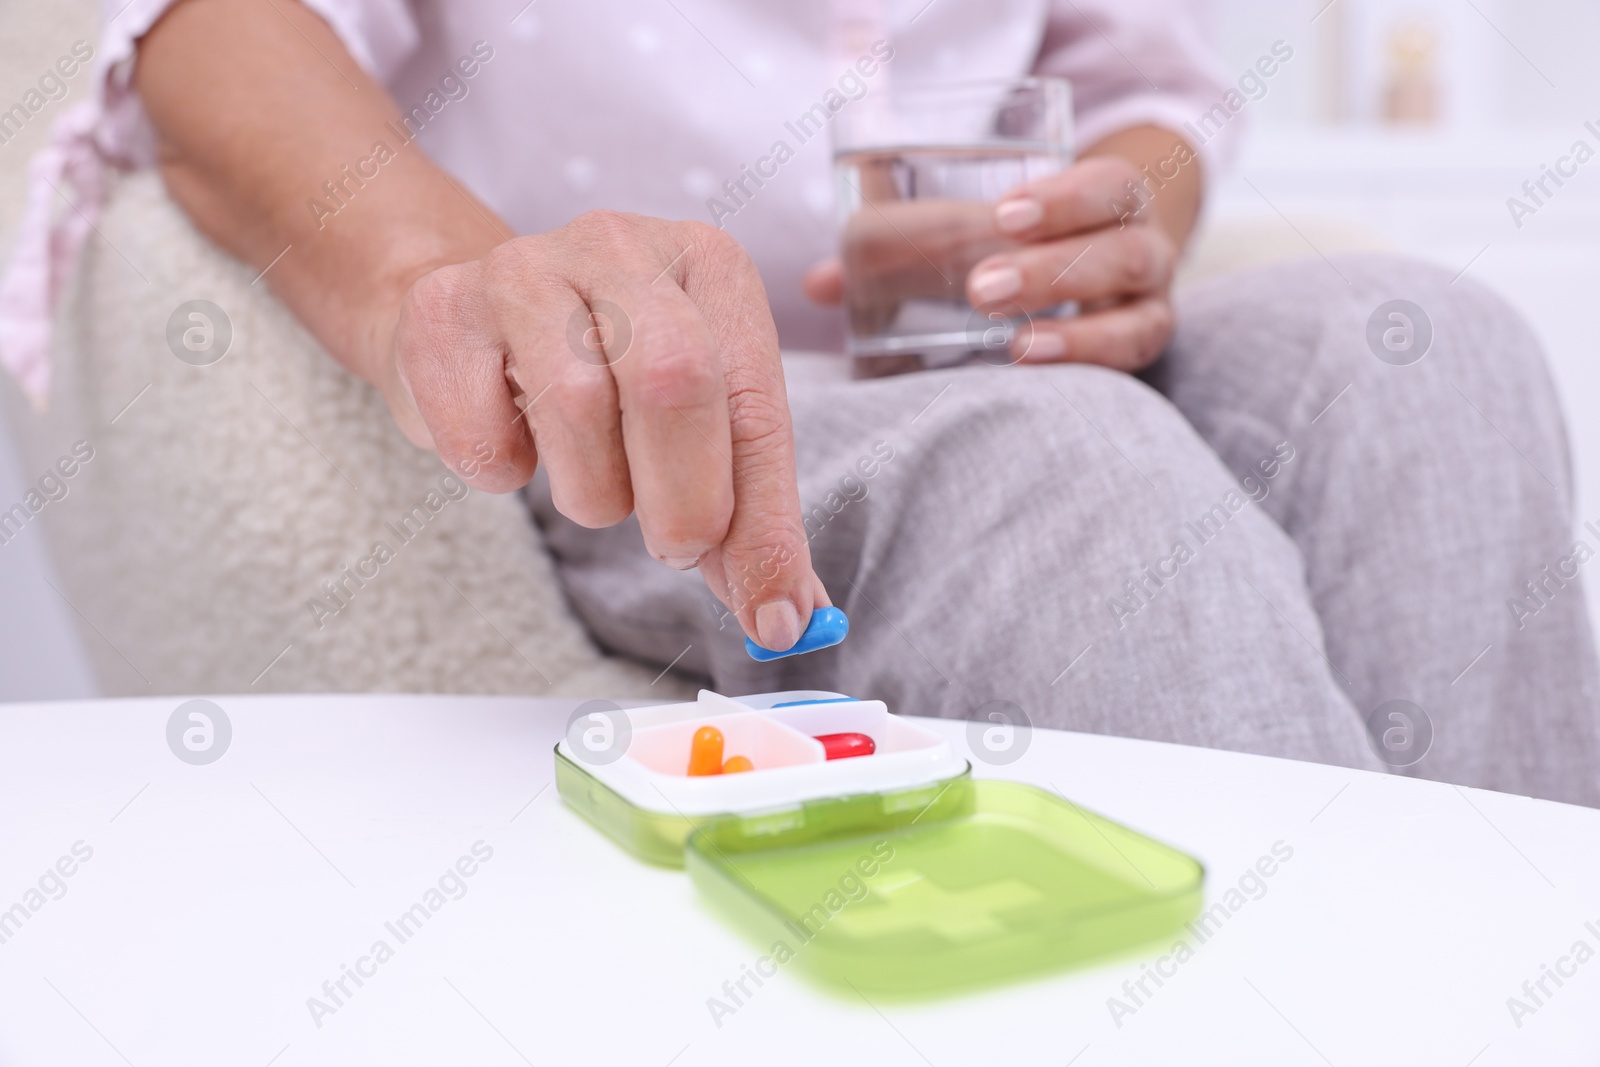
[831,77,1073,370]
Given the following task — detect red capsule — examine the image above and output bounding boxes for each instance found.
[815,732,876,759]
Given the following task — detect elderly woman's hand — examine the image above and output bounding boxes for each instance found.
[804,127,1199,372]
[382,211,829,653]
[961,155,1180,370]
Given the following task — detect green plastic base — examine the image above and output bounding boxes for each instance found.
[555,744,973,869]
[555,745,696,867]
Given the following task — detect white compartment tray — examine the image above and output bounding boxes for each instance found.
[556,690,968,816]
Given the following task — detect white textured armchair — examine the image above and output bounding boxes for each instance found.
[4,170,683,699]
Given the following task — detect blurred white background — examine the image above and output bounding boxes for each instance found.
[1206,0,1600,657]
[1,0,1597,699]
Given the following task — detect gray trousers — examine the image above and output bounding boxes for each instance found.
[532,255,1600,806]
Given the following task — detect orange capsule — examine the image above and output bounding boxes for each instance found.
[722,755,754,774]
[687,725,725,776]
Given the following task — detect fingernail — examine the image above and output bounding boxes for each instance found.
[662,556,699,570]
[970,266,1022,304]
[755,600,802,652]
[995,197,1043,233]
[1024,332,1066,360]
[394,359,419,409]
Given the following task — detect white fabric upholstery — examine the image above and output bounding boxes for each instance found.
[3,170,686,699]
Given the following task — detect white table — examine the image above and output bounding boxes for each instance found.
[1,694,1596,1066]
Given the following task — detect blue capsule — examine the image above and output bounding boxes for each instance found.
[745,606,850,662]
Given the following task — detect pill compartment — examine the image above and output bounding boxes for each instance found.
[627,713,826,776]
[764,700,944,756]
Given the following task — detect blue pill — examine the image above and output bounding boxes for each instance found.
[745,606,849,662]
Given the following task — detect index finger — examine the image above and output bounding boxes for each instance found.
[672,221,827,651]
[992,156,1148,239]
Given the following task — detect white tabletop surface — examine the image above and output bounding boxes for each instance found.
[1,693,1597,1067]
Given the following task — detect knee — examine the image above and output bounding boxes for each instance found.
[1178,251,1548,382]
[1175,251,1565,452]
[1316,254,1552,403]
[1340,253,1544,374]
[1343,254,1569,478]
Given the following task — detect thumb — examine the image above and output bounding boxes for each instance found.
[802,257,844,306]
[379,352,437,450]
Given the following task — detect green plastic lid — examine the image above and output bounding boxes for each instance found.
[686,778,1204,996]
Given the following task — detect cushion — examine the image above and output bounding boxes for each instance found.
[2,170,686,699]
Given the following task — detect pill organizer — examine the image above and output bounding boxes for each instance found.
[556,689,1205,995]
